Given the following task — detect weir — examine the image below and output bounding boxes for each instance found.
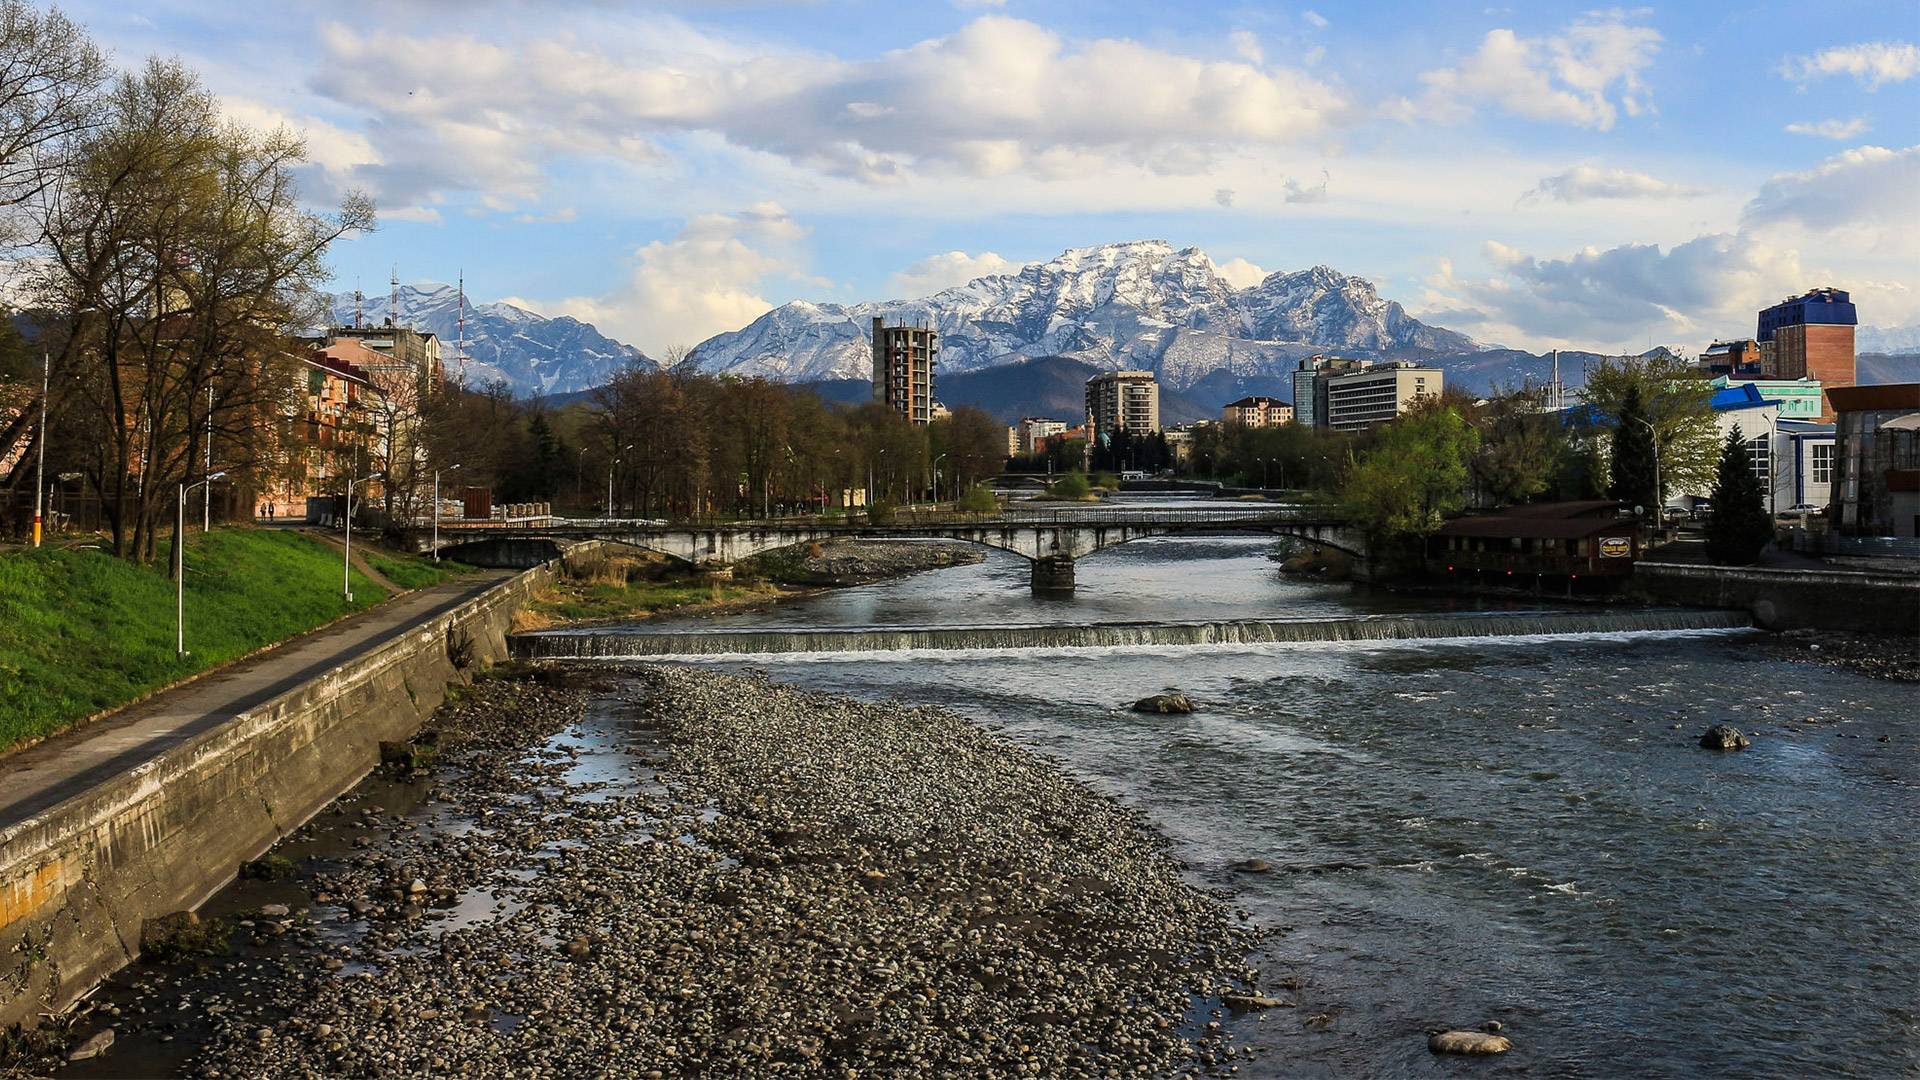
[511,608,1753,660]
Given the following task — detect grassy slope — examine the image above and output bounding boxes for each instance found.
[0,529,468,751]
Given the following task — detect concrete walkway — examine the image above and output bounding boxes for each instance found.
[0,570,514,831]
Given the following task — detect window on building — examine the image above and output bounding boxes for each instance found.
[1810,443,1832,485]
[1747,435,1770,485]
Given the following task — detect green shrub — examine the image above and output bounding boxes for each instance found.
[1046,472,1091,500]
[1091,471,1120,491]
[958,484,1000,514]
[868,498,898,525]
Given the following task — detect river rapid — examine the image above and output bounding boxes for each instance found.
[605,497,1920,1078]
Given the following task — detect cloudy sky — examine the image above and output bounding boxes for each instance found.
[73,0,1920,356]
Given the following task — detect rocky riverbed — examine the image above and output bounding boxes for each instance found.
[14,664,1266,1078]
[1760,628,1920,681]
[757,539,985,587]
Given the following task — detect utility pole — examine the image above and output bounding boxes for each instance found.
[456,269,468,383]
[609,443,632,518]
[31,350,47,547]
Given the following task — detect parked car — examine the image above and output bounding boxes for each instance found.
[1776,503,1825,524]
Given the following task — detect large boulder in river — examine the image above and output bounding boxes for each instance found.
[1132,693,1195,714]
[1699,724,1751,750]
[1429,1030,1512,1055]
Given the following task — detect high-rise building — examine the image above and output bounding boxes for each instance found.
[1084,371,1160,444]
[1222,396,1293,427]
[1292,354,1374,429]
[872,318,937,424]
[1322,362,1443,431]
[1758,288,1856,398]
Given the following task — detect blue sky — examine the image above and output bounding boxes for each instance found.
[69,0,1919,355]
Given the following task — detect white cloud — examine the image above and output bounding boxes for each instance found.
[534,204,808,356]
[1214,187,1235,207]
[1282,170,1329,203]
[1742,144,1920,234]
[1780,42,1919,89]
[1385,13,1660,130]
[1215,257,1270,288]
[1524,165,1706,202]
[1229,29,1263,64]
[1783,118,1870,140]
[1302,11,1329,29]
[885,250,1022,296]
[1421,233,1808,349]
[307,14,1346,211]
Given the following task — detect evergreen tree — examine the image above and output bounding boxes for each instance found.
[1608,383,1661,515]
[1705,425,1773,565]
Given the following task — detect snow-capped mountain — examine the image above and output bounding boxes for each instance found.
[324,284,652,396]
[1858,323,1920,354]
[688,240,1481,391]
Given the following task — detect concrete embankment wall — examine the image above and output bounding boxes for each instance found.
[1634,562,1920,635]
[0,544,598,1030]
[513,608,1753,660]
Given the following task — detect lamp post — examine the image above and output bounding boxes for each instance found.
[177,471,228,658]
[932,453,946,507]
[433,463,461,560]
[203,383,214,532]
[873,447,887,516]
[1762,412,1779,516]
[1630,415,1662,524]
[344,471,383,603]
[608,443,632,519]
[31,350,47,547]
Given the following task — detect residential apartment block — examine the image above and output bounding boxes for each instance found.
[1828,383,1920,538]
[1758,288,1856,403]
[1222,396,1293,427]
[1290,354,1372,429]
[871,318,937,424]
[1085,370,1160,443]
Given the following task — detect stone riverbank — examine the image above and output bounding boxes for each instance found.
[6,665,1266,1078]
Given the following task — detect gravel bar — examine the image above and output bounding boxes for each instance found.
[26,665,1267,1078]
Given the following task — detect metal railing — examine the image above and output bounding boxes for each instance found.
[1783,529,1920,559]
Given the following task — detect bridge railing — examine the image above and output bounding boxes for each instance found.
[516,506,1344,533]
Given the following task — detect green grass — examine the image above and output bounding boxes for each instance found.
[366,552,471,590]
[0,529,464,751]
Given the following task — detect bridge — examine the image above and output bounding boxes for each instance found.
[434,507,1363,595]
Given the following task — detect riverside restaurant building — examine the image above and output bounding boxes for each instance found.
[1428,501,1641,592]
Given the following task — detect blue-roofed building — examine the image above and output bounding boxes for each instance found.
[1755,288,1857,395]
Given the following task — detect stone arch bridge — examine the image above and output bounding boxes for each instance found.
[437,509,1362,595]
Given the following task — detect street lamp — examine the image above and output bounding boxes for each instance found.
[609,443,633,519]
[177,471,228,658]
[203,383,215,532]
[31,350,47,547]
[344,471,383,603]
[1630,415,1662,524]
[932,453,947,507]
[433,463,462,561]
[872,447,887,517]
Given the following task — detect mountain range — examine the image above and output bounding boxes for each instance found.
[324,284,650,395]
[348,247,1920,412]
[687,240,1482,392]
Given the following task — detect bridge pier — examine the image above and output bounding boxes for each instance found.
[1030,555,1075,596]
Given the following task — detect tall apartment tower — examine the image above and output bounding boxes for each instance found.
[1085,370,1161,445]
[1758,288,1856,388]
[872,317,937,423]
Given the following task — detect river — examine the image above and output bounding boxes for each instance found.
[590,496,1920,1077]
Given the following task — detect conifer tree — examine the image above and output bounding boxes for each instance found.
[1705,425,1773,565]
[1608,383,1661,515]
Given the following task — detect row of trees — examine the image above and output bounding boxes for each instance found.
[0,2,371,562]
[583,366,1007,518]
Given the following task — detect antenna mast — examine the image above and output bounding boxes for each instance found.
[1550,348,1562,411]
[456,269,469,381]
[389,266,400,329]
[353,286,363,329]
